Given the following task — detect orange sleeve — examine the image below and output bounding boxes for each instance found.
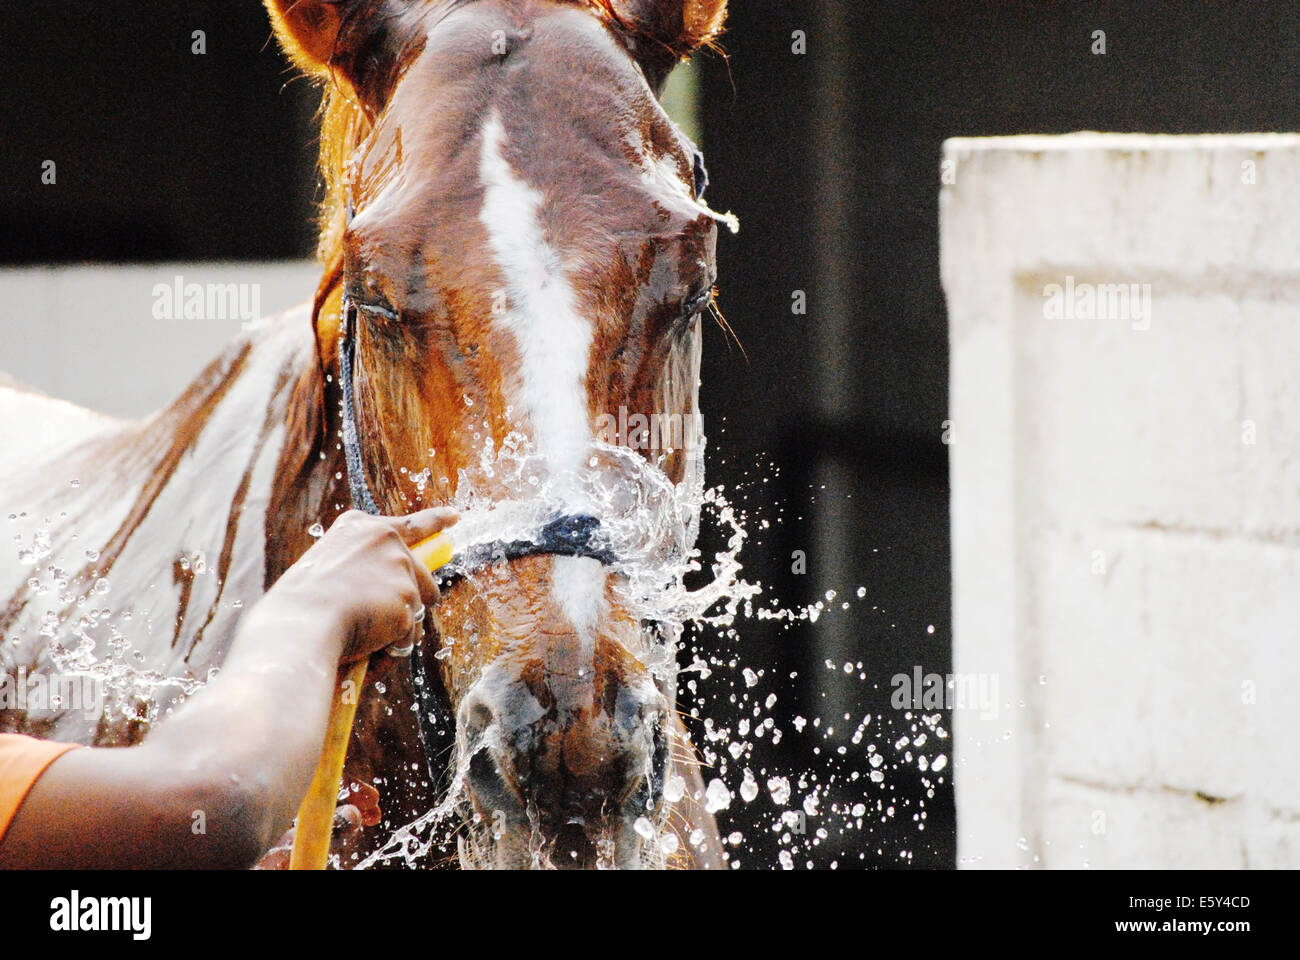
[0,733,81,843]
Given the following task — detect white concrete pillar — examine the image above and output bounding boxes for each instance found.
[942,133,1300,868]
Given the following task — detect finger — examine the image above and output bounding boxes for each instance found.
[345,780,380,807]
[343,586,421,663]
[383,591,425,658]
[331,804,365,843]
[385,635,416,658]
[345,781,382,827]
[390,507,458,546]
[254,845,292,871]
[252,827,296,870]
[409,551,440,608]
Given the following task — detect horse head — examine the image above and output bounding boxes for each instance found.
[265,0,732,868]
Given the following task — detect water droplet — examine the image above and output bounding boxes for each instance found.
[632,817,655,840]
[767,776,791,805]
[308,522,325,538]
[704,778,732,813]
[663,774,686,803]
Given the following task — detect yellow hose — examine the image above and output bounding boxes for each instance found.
[289,530,454,870]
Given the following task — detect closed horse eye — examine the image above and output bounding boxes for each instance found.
[679,286,714,324]
[356,299,400,322]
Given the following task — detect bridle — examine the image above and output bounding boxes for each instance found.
[336,294,620,783]
[332,133,711,794]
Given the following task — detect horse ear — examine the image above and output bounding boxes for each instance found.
[264,0,349,76]
[606,0,728,88]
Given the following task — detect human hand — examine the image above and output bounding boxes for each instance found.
[261,507,457,664]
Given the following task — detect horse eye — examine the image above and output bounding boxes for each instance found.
[680,285,713,321]
[356,298,399,322]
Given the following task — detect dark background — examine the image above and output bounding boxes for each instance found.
[5,0,1298,868]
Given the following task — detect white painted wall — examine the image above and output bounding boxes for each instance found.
[0,262,319,419]
[942,133,1300,868]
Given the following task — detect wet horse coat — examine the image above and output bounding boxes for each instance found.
[1,0,732,868]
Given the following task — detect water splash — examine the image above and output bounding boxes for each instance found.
[350,428,948,870]
[4,428,949,870]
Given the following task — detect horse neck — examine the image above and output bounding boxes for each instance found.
[0,306,334,742]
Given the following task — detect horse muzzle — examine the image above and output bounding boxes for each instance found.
[455,656,671,869]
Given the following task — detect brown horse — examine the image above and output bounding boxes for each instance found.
[0,0,735,868]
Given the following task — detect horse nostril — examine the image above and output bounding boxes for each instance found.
[468,701,493,737]
[460,695,521,818]
[461,695,496,746]
[467,747,519,822]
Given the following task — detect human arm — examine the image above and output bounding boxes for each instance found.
[0,507,454,869]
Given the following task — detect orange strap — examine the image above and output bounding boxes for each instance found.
[0,733,81,843]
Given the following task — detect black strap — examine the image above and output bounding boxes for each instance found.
[434,513,615,584]
[338,300,381,516]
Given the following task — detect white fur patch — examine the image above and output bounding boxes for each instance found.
[478,112,594,481]
[551,555,607,650]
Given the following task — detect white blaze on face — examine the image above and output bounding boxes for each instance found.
[478,112,593,478]
[477,111,605,648]
[551,555,607,650]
